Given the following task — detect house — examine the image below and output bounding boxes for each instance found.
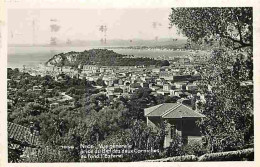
[144,103,205,148]
[140,82,149,88]
[100,67,106,73]
[156,89,170,96]
[175,57,191,65]
[186,84,198,91]
[33,85,42,91]
[169,90,176,96]
[103,77,115,86]
[86,76,99,82]
[191,74,202,81]
[174,82,188,89]
[150,85,161,92]
[8,122,60,160]
[173,75,192,82]
[152,68,161,73]
[156,79,165,86]
[129,82,141,93]
[8,122,41,159]
[50,102,59,109]
[118,79,124,85]
[106,87,115,96]
[159,72,174,81]
[163,84,171,91]
[82,65,99,71]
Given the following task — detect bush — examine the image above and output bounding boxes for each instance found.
[183,139,207,156]
[145,155,198,162]
[144,148,254,162]
[198,148,254,161]
[165,134,184,157]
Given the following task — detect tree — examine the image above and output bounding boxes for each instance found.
[197,49,253,152]
[96,78,106,86]
[160,60,170,66]
[169,7,252,50]
[169,7,253,153]
[126,88,156,121]
[114,88,123,93]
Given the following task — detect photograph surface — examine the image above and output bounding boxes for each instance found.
[7,7,254,162]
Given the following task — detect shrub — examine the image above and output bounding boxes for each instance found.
[183,139,207,156]
[165,134,184,157]
[144,148,254,162]
[198,148,254,161]
[145,155,198,162]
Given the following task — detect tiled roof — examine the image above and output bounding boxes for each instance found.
[8,122,40,147]
[163,105,205,118]
[146,103,180,117]
[144,104,163,116]
[145,103,205,119]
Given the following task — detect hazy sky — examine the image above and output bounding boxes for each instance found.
[8,8,184,45]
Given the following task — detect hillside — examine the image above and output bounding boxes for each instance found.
[45,49,168,67]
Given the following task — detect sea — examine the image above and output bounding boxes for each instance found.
[8,46,197,68]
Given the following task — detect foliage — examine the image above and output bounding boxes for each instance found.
[46,49,167,67]
[7,69,182,162]
[198,148,254,161]
[169,7,252,50]
[165,133,184,157]
[24,147,75,162]
[96,78,106,86]
[183,140,207,156]
[145,155,198,162]
[196,49,253,153]
[160,60,170,66]
[145,148,253,162]
[170,7,253,153]
[8,148,24,163]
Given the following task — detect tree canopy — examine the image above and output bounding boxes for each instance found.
[170,7,253,153]
[169,7,252,50]
[46,49,167,67]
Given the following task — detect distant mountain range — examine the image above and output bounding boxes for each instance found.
[9,38,187,48]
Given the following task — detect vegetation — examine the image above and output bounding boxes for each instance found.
[198,148,254,161]
[145,148,254,162]
[169,7,253,153]
[8,69,179,162]
[169,7,252,49]
[46,49,169,67]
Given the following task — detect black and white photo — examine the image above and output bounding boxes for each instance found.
[7,6,254,163]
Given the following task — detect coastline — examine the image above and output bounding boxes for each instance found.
[8,46,202,69]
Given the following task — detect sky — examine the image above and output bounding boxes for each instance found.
[8,8,184,45]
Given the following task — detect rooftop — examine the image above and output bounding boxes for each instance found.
[144,103,205,119]
[8,122,41,147]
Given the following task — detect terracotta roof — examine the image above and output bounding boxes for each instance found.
[144,103,205,119]
[145,103,180,117]
[144,104,163,116]
[8,122,40,147]
[163,104,205,118]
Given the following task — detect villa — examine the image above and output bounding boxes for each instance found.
[144,103,205,148]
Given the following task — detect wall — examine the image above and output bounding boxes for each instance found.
[165,118,202,147]
[147,117,203,148]
[147,117,162,132]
